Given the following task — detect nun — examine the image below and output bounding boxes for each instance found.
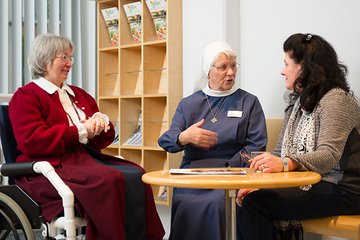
[158,40,267,240]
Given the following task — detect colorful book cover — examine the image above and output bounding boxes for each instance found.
[101,7,119,46]
[145,0,167,40]
[123,2,142,43]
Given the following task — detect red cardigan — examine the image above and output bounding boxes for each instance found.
[9,82,115,165]
[9,82,165,239]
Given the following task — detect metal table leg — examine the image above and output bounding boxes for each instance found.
[225,189,237,240]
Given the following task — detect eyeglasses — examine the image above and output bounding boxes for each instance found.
[212,63,240,72]
[240,152,252,165]
[56,54,74,63]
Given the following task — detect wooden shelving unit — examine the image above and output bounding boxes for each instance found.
[97,0,183,205]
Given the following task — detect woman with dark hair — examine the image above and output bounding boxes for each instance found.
[236,33,360,240]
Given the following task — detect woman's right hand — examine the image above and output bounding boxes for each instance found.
[236,188,258,207]
[178,119,218,149]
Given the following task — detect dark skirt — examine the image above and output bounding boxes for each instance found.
[169,188,226,240]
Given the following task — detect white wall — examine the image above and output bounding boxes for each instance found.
[182,0,360,118]
[239,0,360,118]
[158,0,360,239]
[182,0,225,96]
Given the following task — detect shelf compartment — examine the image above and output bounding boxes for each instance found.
[98,1,119,49]
[144,150,169,204]
[120,98,142,146]
[143,96,168,147]
[98,99,119,121]
[120,46,142,96]
[119,148,142,166]
[98,50,119,97]
[102,147,119,156]
[98,99,120,146]
[142,0,159,42]
[143,43,167,95]
[143,149,167,172]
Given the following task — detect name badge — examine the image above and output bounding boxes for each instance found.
[227,110,243,118]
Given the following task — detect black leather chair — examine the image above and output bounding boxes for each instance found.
[0,104,86,240]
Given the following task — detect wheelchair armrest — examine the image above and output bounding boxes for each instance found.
[0,162,36,176]
[0,161,74,208]
[32,161,74,207]
[1,161,80,239]
[33,161,79,239]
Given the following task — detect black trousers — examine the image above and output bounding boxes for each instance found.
[236,181,360,240]
[94,158,146,240]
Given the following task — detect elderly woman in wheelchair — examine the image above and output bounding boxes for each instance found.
[0,34,164,240]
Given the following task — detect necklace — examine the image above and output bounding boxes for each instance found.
[65,101,82,126]
[59,89,83,126]
[205,95,227,123]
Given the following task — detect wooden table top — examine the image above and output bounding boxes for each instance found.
[142,168,321,189]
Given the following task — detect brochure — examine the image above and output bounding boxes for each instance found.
[145,0,167,40]
[169,168,246,175]
[123,2,142,43]
[101,7,119,46]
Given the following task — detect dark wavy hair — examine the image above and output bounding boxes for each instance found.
[283,33,349,112]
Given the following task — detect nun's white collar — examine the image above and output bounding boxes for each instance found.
[202,84,237,97]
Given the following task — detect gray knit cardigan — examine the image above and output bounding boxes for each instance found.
[273,88,360,194]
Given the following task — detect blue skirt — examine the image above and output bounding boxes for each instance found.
[169,188,226,240]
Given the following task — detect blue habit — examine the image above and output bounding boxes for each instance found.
[158,89,267,240]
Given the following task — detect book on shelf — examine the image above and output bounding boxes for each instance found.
[101,7,119,46]
[145,0,167,40]
[123,2,142,43]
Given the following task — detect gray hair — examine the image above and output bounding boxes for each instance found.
[28,34,75,79]
[209,50,236,70]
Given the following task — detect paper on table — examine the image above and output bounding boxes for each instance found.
[169,168,246,175]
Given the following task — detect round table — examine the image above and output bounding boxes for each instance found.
[142,168,321,240]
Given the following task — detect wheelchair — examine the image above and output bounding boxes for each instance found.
[0,104,86,240]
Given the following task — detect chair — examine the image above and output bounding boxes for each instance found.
[264,119,360,239]
[0,104,86,240]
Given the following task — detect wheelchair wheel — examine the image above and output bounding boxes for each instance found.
[0,192,35,240]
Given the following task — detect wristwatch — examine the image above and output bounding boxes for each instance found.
[280,157,289,172]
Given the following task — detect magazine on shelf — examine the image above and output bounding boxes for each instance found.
[123,2,142,43]
[145,0,167,40]
[111,121,120,144]
[169,168,247,175]
[101,7,119,46]
[158,186,167,200]
[123,112,142,146]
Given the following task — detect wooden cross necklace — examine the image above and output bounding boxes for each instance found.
[205,95,227,123]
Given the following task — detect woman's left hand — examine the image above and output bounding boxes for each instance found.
[82,116,109,139]
[249,152,284,173]
[91,115,108,135]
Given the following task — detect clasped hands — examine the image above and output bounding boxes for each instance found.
[81,113,110,139]
[178,119,218,149]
